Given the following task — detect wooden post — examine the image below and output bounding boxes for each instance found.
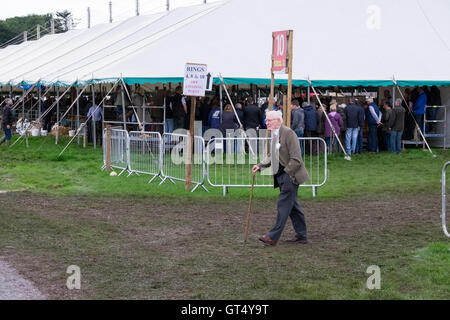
[283,95,287,125]
[269,32,275,112]
[185,97,196,190]
[105,125,111,172]
[83,125,87,148]
[286,30,293,127]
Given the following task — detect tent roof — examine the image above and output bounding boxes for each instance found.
[1,0,449,87]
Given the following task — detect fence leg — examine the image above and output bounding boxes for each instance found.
[312,186,317,197]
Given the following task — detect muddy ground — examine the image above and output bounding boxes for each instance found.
[0,191,446,299]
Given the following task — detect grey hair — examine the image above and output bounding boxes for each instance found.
[302,102,309,108]
[266,110,283,121]
[235,103,242,109]
[395,98,402,105]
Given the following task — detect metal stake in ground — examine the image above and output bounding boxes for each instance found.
[244,172,256,245]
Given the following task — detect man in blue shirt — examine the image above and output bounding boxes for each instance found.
[413,87,427,134]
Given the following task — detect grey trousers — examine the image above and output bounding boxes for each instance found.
[267,172,307,242]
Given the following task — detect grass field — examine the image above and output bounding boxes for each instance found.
[0,135,449,299]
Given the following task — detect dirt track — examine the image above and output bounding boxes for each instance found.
[0,191,444,299]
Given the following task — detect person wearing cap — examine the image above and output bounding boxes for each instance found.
[252,110,310,246]
[365,97,382,153]
[0,98,14,147]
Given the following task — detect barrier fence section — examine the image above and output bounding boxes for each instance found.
[442,161,450,238]
[206,136,327,196]
[128,131,163,182]
[104,131,327,196]
[160,133,208,192]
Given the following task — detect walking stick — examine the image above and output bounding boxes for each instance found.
[244,171,256,244]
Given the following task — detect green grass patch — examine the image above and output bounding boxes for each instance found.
[0,135,448,200]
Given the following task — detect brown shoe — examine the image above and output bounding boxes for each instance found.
[258,235,276,246]
[285,237,308,244]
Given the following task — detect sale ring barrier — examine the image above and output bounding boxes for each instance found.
[128,131,163,182]
[442,161,450,238]
[104,131,327,196]
[106,128,131,176]
[206,136,327,196]
[160,133,208,192]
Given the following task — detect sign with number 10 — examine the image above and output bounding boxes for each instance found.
[272,30,288,74]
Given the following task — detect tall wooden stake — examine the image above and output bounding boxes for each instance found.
[185,97,196,190]
[286,30,293,127]
[105,125,111,172]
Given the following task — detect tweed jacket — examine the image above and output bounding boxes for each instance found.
[257,124,310,186]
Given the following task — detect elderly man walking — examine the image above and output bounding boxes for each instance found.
[252,110,310,246]
[0,98,14,147]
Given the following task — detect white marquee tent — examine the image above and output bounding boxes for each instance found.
[0,0,449,88]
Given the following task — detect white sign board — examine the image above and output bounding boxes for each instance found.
[183,63,207,97]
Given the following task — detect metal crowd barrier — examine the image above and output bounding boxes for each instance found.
[442,161,450,238]
[110,128,130,176]
[206,136,327,196]
[206,136,273,196]
[160,133,208,192]
[128,131,163,182]
[104,130,327,196]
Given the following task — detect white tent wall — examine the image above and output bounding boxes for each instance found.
[0,0,448,86]
[1,22,122,85]
[87,0,450,85]
[53,2,224,84]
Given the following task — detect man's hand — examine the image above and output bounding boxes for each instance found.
[252,165,260,175]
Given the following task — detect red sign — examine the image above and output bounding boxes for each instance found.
[272,30,288,74]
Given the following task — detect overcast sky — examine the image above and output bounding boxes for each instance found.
[0,0,220,29]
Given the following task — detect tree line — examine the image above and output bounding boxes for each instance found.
[0,10,76,47]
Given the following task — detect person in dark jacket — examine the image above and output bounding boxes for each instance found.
[344,98,365,155]
[390,98,405,154]
[172,86,187,130]
[235,103,244,127]
[208,104,221,130]
[199,97,212,134]
[0,98,14,147]
[381,101,395,151]
[243,97,262,130]
[365,97,382,152]
[303,102,318,154]
[41,94,53,132]
[220,104,238,134]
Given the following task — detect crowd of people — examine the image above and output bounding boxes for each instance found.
[0,84,443,154]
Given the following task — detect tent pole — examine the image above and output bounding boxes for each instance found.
[121,83,126,131]
[219,84,223,124]
[308,79,351,160]
[38,85,41,125]
[77,85,80,144]
[56,86,59,144]
[92,84,96,149]
[22,87,25,120]
[393,77,435,157]
[58,80,120,158]
[307,86,310,104]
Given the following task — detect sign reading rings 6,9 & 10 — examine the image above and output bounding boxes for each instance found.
[272,30,288,74]
[183,63,208,97]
